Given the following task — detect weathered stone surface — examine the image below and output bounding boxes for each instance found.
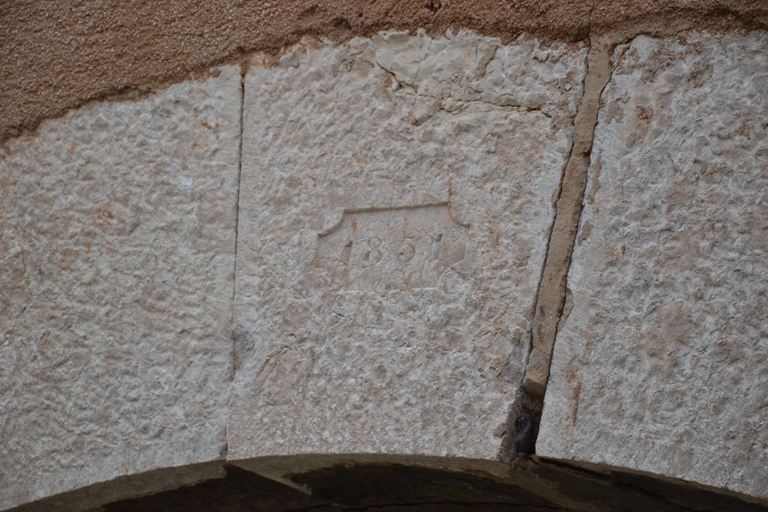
[229,32,586,461]
[538,32,768,500]
[0,67,241,509]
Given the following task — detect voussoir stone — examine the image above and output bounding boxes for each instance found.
[538,32,768,501]
[228,32,587,462]
[0,67,241,510]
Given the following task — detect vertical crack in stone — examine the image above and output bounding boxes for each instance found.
[232,65,246,356]
[503,30,615,461]
[223,65,247,461]
[500,37,592,464]
[522,38,613,400]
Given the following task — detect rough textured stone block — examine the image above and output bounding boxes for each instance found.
[0,67,241,509]
[229,32,586,461]
[538,32,768,500]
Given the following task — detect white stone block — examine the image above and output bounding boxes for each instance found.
[0,67,242,510]
[538,32,768,500]
[228,32,586,461]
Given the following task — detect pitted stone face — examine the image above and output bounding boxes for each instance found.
[0,67,241,510]
[317,205,469,292]
[228,32,587,461]
[538,32,768,501]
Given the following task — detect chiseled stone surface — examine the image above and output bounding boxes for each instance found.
[538,32,768,500]
[0,67,241,509]
[229,32,586,461]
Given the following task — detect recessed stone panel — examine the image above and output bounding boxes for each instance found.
[0,67,241,510]
[229,32,587,461]
[538,32,768,500]
[316,204,469,292]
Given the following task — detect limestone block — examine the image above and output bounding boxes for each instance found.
[229,32,586,461]
[538,32,768,500]
[0,67,241,509]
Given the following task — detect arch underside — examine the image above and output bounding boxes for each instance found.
[10,454,768,512]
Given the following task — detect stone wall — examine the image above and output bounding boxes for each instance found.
[2,4,768,511]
